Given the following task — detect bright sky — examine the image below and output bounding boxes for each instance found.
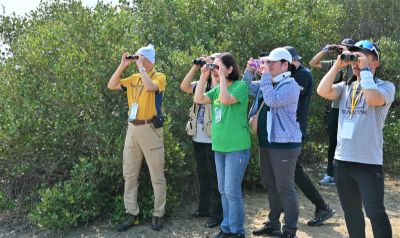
[0,0,119,16]
[0,0,119,53]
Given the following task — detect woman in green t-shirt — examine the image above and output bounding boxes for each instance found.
[194,52,251,238]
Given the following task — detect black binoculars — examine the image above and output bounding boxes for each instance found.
[329,46,343,54]
[126,54,139,60]
[206,64,219,70]
[193,59,206,67]
[340,54,358,61]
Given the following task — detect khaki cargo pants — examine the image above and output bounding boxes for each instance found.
[123,122,166,217]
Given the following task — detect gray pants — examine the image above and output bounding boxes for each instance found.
[259,147,301,234]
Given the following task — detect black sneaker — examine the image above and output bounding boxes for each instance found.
[252,222,282,236]
[116,214,139,232]
[205,217,222,228]
[214,230,232,238]
[280,230,297,238]
[151,215,164,231]
[307,204,335,226]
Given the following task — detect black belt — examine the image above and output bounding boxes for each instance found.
[130,119,153,126]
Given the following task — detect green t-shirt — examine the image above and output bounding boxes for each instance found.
[205,80,251,152]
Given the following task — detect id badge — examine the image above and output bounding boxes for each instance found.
[341,119,355,139]
[215,107,222,124]
[128,103,139,122]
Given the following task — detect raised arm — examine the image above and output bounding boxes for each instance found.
[216,58,238,105]
[193,66,212,104]
[260,73,299,107]
[180,64,200,94]
[309,50,326,69]
[317,54,346,100]
[136,55,159,92]
[108,53,132,90]
[241,58,262,96]
[356,52,386,106]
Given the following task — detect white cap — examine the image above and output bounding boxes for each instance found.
[265,47,292,63]
[136,44,155,64]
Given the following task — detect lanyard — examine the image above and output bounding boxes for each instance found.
[350,81,363,119]
[130,70,155,103]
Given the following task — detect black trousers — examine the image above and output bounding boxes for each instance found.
[334,160,392,238]
[327,108,339,177]
[192,141,222,219]
[295,158,327,211]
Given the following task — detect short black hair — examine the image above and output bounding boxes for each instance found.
[219,52,240,81]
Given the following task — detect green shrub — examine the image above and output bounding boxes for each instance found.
[28,158,105,229]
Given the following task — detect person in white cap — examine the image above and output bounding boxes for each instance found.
[244,47,302,238]
[107,44,167,232]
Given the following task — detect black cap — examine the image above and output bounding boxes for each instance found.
[284,46,302,61]
[340,38,356,47]
[259,52,270,58]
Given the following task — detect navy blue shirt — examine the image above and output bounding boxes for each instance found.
[292,64,313,138]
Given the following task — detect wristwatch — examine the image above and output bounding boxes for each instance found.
[360,67,370,72]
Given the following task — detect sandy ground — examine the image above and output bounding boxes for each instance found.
[1,176,399,238]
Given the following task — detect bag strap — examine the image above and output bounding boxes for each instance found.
[255,101,265,115]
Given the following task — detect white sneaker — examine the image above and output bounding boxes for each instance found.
[319,175,335,186]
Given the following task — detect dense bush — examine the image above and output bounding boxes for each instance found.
[0,0,398,230]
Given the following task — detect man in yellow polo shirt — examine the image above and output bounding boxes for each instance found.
[107,44,167,232]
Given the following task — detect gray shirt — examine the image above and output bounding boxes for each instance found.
[334,79,395,165]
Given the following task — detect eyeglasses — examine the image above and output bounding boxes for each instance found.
[354,40,380,60]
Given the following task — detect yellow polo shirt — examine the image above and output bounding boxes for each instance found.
[120,69,166,120]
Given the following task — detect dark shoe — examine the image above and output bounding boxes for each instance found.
[192,210,209,217]
[231,233,245,238]
[280,230,297,238]
[214,230,232,238]
[151,216,164,231]
[307,204,336,226]
[116,214,139,232]
[252,222,282,236]
[205,217,222,228]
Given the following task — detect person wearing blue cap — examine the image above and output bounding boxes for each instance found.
[108,44,167,232]
[317,40,394,238]
[310,38,356,186]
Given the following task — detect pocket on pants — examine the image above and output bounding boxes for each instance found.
[150,124,164,140]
